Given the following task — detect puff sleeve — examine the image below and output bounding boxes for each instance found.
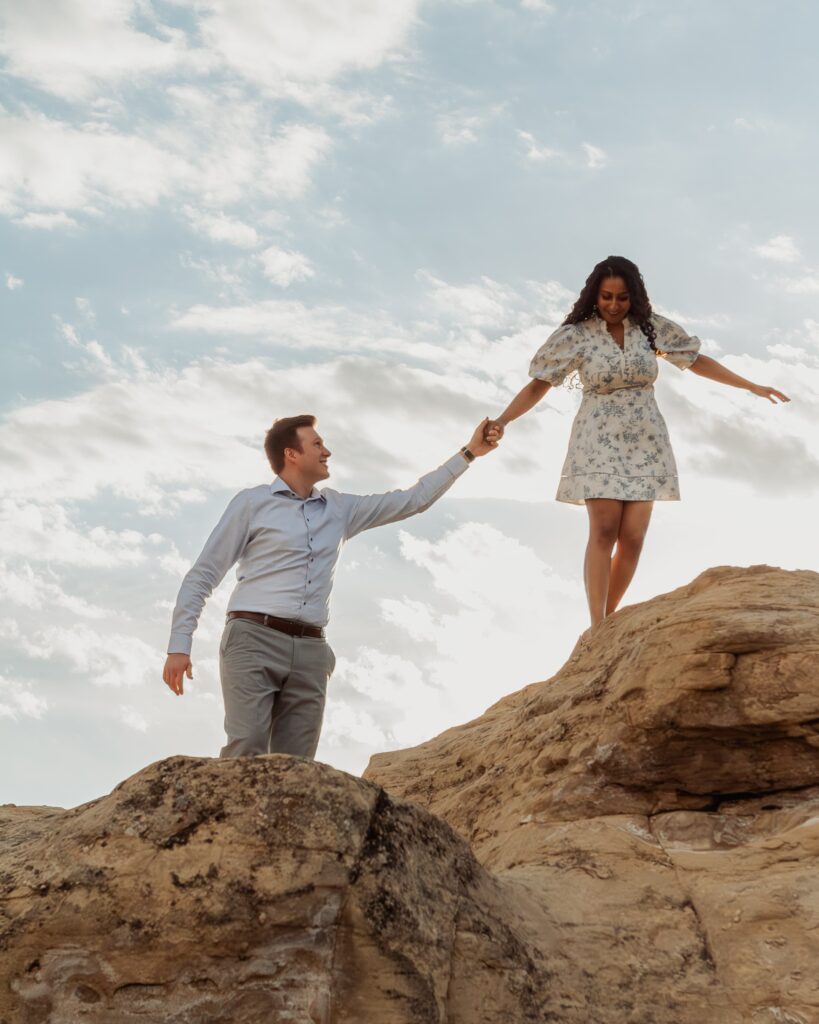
[652,314,701,370]
[528,324,582,387]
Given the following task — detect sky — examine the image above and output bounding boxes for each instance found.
[1,0,817,809]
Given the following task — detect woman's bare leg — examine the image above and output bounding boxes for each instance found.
[583,499,623,629]
[605,500,653,615]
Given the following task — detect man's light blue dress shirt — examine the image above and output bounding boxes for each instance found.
[167,453,469,655]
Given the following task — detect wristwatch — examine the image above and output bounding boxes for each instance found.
[460,446,476,463]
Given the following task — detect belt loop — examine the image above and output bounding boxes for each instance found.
[263,614,269,627]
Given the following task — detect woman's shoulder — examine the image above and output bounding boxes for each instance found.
[650,311,684,333]
[544,320,590,344]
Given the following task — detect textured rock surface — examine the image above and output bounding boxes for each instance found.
[366,565,819,1023]
[2,565,818,1023]
[0,758,562,1023]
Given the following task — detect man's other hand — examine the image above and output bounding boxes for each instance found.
[163,653,192,696]
[467,418,502,457]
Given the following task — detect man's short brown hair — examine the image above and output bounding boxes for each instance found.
[264,415,316,474]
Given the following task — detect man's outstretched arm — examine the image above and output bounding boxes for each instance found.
[342,419,500,539]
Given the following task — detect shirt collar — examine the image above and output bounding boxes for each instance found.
[270,476,326,501]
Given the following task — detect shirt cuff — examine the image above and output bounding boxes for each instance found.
[167,632,193,656]
[446,451,471,476]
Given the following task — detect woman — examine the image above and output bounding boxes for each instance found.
[488,255,790,639]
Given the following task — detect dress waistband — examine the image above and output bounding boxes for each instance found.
[583,382,655,396]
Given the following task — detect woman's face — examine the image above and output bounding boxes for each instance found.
[597,276,631,326]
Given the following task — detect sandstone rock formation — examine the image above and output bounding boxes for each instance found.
[366,565,819,1023]
[0,758,557,1023]
[1,565,817,1023]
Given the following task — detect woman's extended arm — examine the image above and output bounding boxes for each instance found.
[490,379,552,436]
[688,354,790,404]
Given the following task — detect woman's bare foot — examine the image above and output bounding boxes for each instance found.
[578,622,603,647]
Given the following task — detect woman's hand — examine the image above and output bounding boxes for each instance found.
[749,384,790,404]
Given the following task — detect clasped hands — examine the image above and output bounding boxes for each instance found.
[467,418,505,456]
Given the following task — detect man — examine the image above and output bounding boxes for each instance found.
[163,415,500,759]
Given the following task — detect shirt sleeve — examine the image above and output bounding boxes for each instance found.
[652,314,702,370]
[167,491,252,656]
[341,453,469,540]
[528,324,582,386]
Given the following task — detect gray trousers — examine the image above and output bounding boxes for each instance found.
[218,616,335,759]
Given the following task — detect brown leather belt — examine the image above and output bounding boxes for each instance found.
[227,610,325,639]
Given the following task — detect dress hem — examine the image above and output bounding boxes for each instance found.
[556,472,681,506]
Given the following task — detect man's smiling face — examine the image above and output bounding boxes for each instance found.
[289,426,331,483]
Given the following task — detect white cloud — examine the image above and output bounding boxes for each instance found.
[183,206,259,249]
[653,307,732,331]
[324,647,439,748]
[0,675,48,720]
[518,129,560,162]
[0,108,330,221]
[11,211,79,230]
[259,246,315,286]
[5,272,23,290]
[0,1,418,116]
[660,352,819,495]
[0,0,189,100]
[377,522,582,724]
[521,0,556,10]
[753,234,800,263]
[0,561,108,618]
[416,270,519,330]
[197,0,418,89]
[582,142,607,168]
[179,253,245,291]
[119,704,149,732]
[437,112,484,146]
[778,271,819,295]
[1,619,157,688]
[0,112,190,215]
[170,298,423,356]
[258,123,333,199]
[766,342,811,362]
[0,500,160,567]
[75,296,95,320]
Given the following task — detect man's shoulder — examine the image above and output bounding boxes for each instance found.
[317,486,348,502]
[243,483,274,498]
[224,483,272,510]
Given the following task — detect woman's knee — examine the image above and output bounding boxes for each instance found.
[617,530,647,555]
[589,521,620,547]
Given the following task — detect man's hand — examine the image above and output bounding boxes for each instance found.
[466,417,502,457]
[163,653,192,696]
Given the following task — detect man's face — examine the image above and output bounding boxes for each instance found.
[289,426,331,482]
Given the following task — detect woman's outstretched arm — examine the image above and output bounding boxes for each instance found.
[688,354,790,404]
[489,379,552,436]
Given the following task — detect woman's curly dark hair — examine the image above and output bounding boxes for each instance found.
[563,255,657,351]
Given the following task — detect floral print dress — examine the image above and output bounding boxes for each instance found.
[529,313,701,505]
